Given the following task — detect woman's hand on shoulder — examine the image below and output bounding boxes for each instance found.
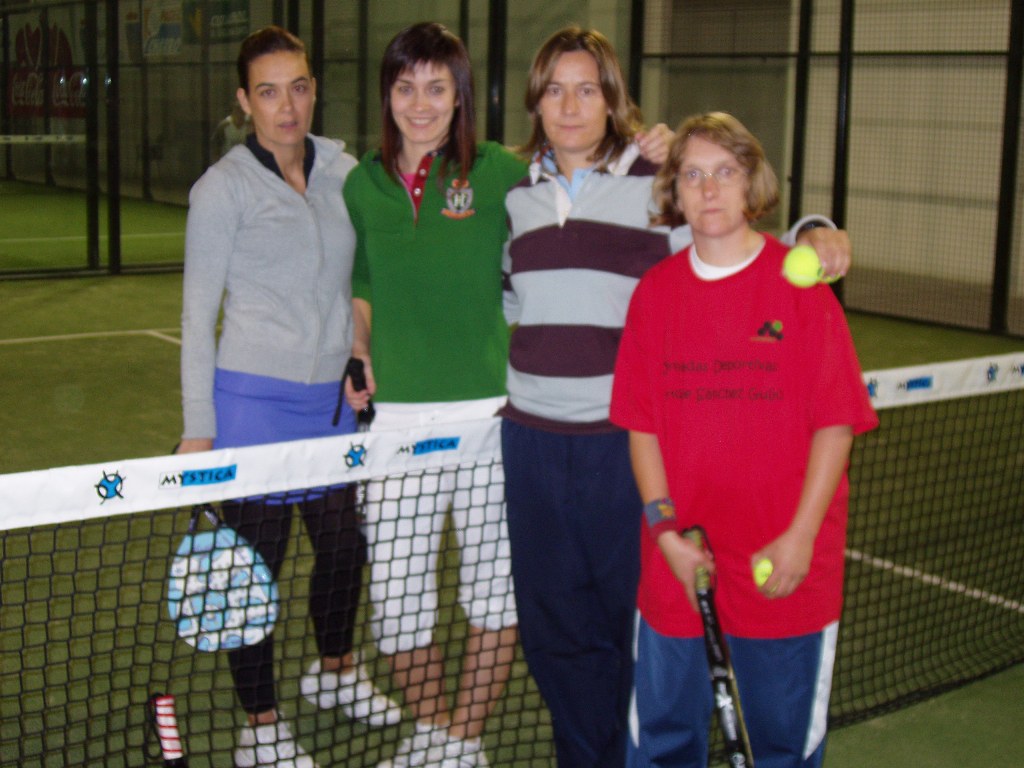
[636,123,675,166]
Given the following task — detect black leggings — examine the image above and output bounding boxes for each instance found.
[221,486,367,715]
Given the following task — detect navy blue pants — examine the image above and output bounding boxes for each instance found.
[628,616,834,768]
[502,420,641,768]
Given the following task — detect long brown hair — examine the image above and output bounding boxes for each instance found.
[379,22,476,182]
[520,26,643,167]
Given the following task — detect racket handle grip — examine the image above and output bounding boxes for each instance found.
[682,527,712,591]
[149,694,188,766]
[345,357,376,429]
[682,527,704,548]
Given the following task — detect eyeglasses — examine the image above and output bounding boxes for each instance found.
[678,165,748,188]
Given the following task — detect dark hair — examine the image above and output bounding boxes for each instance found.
[379,22,476,182]
[236,26,308,92]
[651,112,780,227]
[520,26,643,166]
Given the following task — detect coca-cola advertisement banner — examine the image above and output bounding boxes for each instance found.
[7,10,88,120]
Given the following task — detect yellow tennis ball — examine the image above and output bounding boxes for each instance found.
[753,558,774,588]
[782,245,822,288]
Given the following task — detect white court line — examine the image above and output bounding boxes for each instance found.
[0,232,183,245]
[846,548,1024,615]
[0,328,180,346]
[146,330,182,345]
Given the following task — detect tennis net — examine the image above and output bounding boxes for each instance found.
[1,353,1023,766]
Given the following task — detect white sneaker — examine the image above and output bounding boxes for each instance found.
[376,721,448,768]
[234,720,318,768]
[300,655,404,727]
[435,734,489,768]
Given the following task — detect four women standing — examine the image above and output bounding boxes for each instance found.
[181,20,852,768]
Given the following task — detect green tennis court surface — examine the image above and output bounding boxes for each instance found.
[1,371,1021,766]
[1,272,1022,768]
[0,181,186,272]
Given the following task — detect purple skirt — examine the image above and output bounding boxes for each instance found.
[213,368,355,448]
[212,368,355,502]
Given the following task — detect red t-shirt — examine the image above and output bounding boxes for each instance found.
[611,235,878,639]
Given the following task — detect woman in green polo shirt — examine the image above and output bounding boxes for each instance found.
[342,22,523,768]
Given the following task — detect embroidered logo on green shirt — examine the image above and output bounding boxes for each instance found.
[442,178,475,219]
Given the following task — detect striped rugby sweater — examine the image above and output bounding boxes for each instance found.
[501,146,827,433]
[502,145,674,433]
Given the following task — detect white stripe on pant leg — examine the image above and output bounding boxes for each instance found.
[804,621,838,760]
[628,609,641,746]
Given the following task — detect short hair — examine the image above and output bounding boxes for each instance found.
[651,112,780,228]
[520,26,643,166]
[379,22,477,182]
[236,26,308,93]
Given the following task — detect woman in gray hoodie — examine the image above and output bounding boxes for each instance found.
[178,25,399,768]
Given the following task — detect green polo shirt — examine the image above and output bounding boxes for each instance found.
[344,141,527,403]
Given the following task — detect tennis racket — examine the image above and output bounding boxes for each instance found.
[166,504,279,652]
[683,526,755,767]
[146,693,188,766]
[344,356,375,430]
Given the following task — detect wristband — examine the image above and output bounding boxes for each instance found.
[797,220,828,234]
[643,497,678,540]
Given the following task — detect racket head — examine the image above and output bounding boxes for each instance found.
[167,515,279,652]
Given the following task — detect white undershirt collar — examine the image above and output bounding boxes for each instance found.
[689,243,762,281]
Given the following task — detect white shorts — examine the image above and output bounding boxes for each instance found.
[365,397,517,655]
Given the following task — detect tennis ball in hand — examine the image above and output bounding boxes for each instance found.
[753,557,774,588]
[782,245,824,287]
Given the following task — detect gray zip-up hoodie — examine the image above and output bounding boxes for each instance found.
[180,135,358,439]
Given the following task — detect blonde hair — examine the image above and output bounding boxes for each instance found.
[651,112,779,227]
